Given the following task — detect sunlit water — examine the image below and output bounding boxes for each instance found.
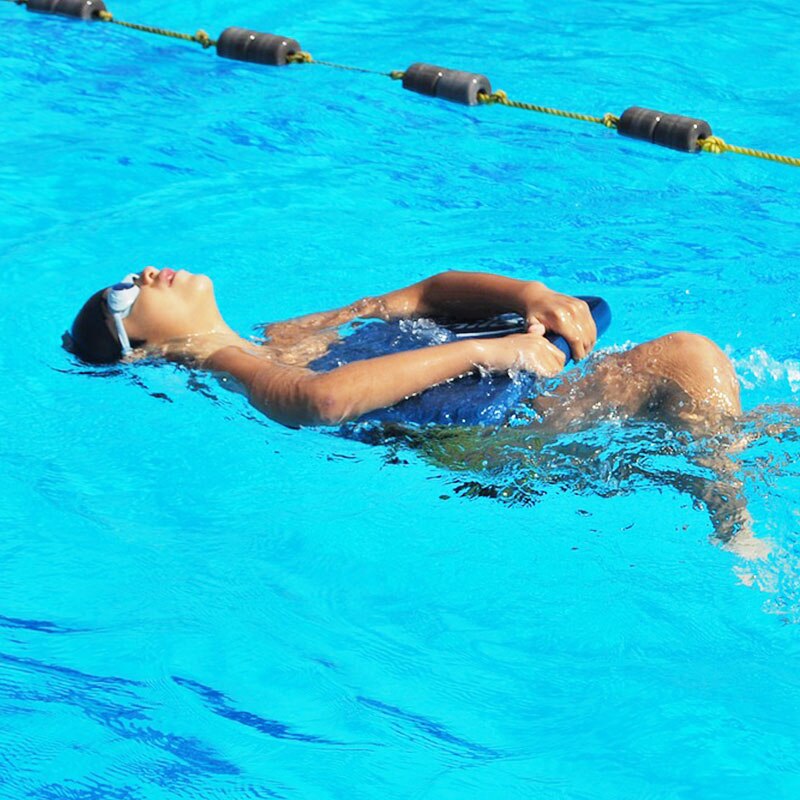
[1,0,800,797]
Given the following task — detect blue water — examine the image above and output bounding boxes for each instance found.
[2,0,800,797]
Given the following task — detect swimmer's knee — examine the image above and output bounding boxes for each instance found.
[642,331,741,418]
[662,332,737,380]
[636,332,731,371]
[537,331,740,430]
[660,331,725,359]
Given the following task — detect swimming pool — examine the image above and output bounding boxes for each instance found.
[2,0,800,796]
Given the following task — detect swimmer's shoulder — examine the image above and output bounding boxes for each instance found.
[206,344,325,428]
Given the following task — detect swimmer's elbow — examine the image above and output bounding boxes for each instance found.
[307,391,348,426]
[303,378,358,426]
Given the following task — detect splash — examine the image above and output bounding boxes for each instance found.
[730,347,800,394]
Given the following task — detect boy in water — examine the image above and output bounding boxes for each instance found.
[65,267,740,431]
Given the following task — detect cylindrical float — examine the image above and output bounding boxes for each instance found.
[402,62,491,106]
[617,106,712,152]
[651,112,712,152]
[434,69,491,106]
[26,0,107,20]
[216,27,301,67]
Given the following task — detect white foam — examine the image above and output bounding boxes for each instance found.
[730,348,800,393]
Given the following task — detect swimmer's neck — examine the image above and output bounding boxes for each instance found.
[166,325,260,365]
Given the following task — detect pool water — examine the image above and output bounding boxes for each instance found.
[2,0,800,797]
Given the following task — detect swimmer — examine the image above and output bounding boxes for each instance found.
[64,267,741,431]
[65,267,766,556]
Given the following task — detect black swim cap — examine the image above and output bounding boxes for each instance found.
[65,289,121,364]
[64,287,147,365]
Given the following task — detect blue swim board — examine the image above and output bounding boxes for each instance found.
[309,296,611,426]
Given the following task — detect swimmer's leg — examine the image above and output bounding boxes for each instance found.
[527,333,770,557]
[530,332,741,433]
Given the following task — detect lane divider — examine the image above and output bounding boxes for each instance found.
[7,0,800,168]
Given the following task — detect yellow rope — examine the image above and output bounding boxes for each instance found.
[7,1,800,167]
[479,89,619,128]
[97,11,215,48]
[699,135,800,167]
[287,51,395,78]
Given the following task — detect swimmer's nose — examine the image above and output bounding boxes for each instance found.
[138,266,158,286]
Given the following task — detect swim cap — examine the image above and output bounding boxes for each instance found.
[64,288,144,364]
[64,289,121,364]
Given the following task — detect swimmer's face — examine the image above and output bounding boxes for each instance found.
[112,266,222,348]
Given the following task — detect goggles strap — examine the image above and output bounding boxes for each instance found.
[106,277,140,356]
[113,313,133,356]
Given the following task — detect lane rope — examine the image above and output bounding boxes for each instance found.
[698,135,800,168]
[5,1,798,168]
[97,10,215,48]
[286,51,395,78]
[478,90,620,128]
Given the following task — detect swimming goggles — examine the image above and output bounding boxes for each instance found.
[106,273,140,356]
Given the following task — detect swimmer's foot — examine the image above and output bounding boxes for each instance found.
[723,531,773,561]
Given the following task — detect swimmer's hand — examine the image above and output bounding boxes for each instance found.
[523,284,597,361]
[475,332,567,377]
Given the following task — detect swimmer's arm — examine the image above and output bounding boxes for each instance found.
[263,272,594,358]
[380,271,597,360]
[264,272,545,333]
[265,270,594,341]
[379,271,543,319]
[207,336,564,427]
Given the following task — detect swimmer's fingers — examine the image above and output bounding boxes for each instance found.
[542,297,595,361]
[514,333,567,377]
[526,294,596,361]
[526,316,546,337]
[481,333,566,376]
[533,336,568,377]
